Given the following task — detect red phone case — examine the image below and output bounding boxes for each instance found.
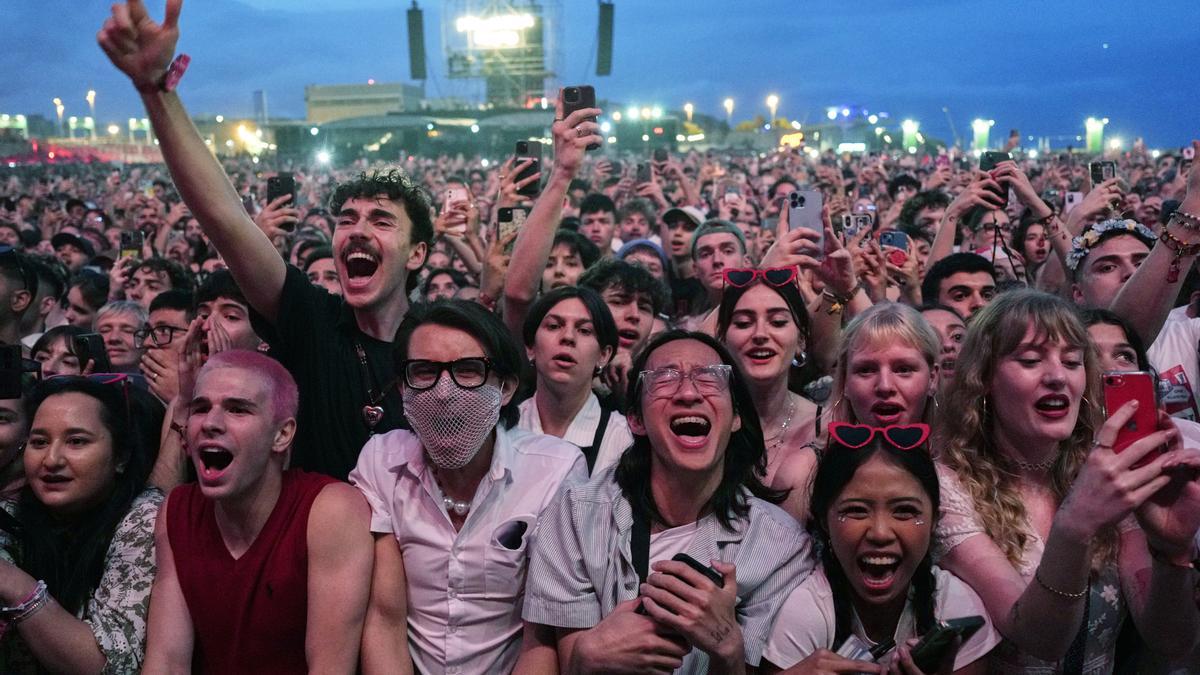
[1102,371,1159,467]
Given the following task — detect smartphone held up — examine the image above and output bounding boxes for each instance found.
[562,85,600,151]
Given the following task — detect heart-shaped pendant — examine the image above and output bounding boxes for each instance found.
[362,405,384,430]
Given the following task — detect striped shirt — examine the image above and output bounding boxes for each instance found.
[523,465,813,672]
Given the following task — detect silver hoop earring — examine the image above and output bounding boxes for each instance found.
[792,351,807,368]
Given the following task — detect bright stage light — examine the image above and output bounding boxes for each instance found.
[456,13,534,48]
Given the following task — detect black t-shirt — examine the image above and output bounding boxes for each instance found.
[251,266,407,479]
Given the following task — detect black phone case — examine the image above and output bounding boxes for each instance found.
[562,86,600,151]
[514,142,542,198]
[671,553,724,587]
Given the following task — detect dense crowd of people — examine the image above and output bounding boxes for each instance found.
[0,0,1198,672]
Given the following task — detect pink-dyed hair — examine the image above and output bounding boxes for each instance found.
[199,350,299,423]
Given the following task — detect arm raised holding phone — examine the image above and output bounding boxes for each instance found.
[98,0,287,323]
[501,91,602,336]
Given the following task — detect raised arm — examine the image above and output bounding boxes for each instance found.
[502,94,601,336]
[306,483,375,674]
[929,173,1005,267]
[98,0,287,323]
[143,498,194,674]
[1110,140,1200,346]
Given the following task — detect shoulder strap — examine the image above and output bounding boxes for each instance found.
[581,406,612,473]
[814,404,824,437]
[631,508,651,584]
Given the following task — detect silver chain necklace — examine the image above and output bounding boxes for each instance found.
[1009,455,1055,472]
[765,397,798,450]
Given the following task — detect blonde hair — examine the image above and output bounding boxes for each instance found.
[935,289,1115,567]
[826,302,940,426]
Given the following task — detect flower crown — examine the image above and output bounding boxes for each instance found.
[1065,218,1157,271]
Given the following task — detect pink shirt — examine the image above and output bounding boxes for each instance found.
[350,426,586,675]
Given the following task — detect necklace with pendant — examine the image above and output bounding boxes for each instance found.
[354,340,395,433]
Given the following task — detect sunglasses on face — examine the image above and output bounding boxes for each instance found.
[828,422,930,451]
[722,267,797,288]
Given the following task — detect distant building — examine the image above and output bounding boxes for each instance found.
[304,82,424,125]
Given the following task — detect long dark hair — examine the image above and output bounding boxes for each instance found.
[715,276,814,392]
[809,437,940,646]
[0,377,152,614]
[615,330,787,531]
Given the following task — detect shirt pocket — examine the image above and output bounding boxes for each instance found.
[484,515,535,599]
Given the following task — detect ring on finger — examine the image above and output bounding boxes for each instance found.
[576,126,586,138]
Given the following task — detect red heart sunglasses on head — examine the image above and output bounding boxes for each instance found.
[722,266,798,288]
[828,422,930,451]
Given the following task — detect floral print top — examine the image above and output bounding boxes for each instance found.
[0,489,162,674]
[934,465,1133,675]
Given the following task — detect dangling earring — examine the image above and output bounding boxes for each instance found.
[792,351,807,368]
[593,366,603,377]
[257,341,270,353]
[837,514,848,523]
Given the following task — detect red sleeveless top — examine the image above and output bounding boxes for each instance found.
[167,470,336,674]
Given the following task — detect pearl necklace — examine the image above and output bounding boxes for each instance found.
[432,469,471,517]
[442,496,471,517]
[764,397,798,451]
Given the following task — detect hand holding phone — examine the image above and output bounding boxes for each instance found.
[514,141,543,198]
[1090,161,1117,186]
[789,190,825,259]
[73,333,112,374]
[910,616,984,673]
[1102,371,1161,468]
[562,85,600,152]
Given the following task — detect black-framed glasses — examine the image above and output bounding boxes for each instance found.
[399,357,494,390]
[134,325,189,349]
[637,364,733,399]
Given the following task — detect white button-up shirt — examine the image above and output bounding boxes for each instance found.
[350,425,586,675]
[517,392,634,475]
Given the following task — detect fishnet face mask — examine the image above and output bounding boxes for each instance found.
[403,378,502,469]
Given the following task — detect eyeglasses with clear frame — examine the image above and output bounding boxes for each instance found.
[637,364,733,399]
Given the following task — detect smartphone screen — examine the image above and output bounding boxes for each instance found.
[1102,371,1160,467]
[119,231,144,259]
[1090,161,1117,185]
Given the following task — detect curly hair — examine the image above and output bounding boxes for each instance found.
[328,168,434,249]
[935,289,1116,567]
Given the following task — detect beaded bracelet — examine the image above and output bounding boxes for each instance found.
[0,580,50,638]
[1170,209,1200,231]
[1158,228,1200,283]
[1033,569,1087,599]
